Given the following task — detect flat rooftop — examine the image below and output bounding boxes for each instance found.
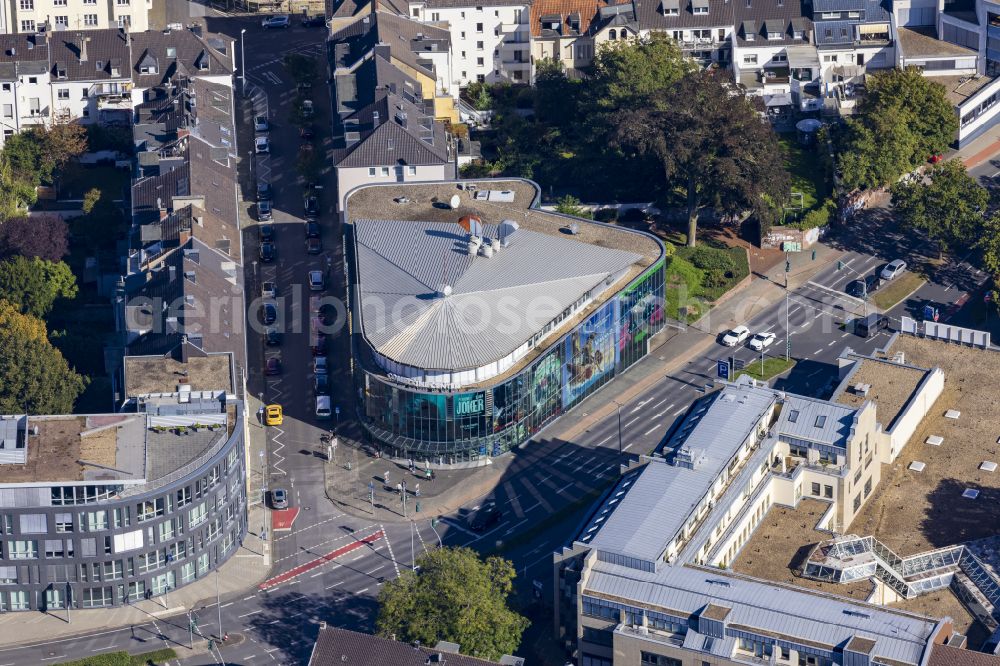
[934,74,998,106]
[124,353,234,397]
[0,415,146,485]
[347,180,662,375]
[836,354,930,431]
[848,336,1000,556]
[897,27,977,59]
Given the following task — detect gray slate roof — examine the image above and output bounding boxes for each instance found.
[309,626,506,666]
[334,91,450,168]
[635,0,734,30]
[733,0,811,46]
[48,29,131,82]
[130,29,233,88]
[778,394,856,446]
[354,218,641,371]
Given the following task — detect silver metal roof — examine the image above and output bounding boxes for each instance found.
[354,219,641,371]
[778,395,856,447]
[584,385,776,564]
[585,562,939,666]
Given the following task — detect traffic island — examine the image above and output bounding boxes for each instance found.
[735,356,797,382]
[871,272,925,310]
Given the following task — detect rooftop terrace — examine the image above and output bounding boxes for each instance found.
[124,353,234,397]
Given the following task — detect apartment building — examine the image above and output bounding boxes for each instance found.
[530,0,637,76]
[0,32,49,142]
[407,0,531,84]
[0,0,150,35]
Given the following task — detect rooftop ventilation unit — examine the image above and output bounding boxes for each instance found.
[480,243,493,258]
[436,284,452,298]
[467,236,482,255]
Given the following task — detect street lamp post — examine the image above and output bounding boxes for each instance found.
[785,252,790,362]
[240,29,247,96]
[215,570,224,642]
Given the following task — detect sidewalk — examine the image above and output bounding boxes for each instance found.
[325,242,846,524]
[953,127,1000,169]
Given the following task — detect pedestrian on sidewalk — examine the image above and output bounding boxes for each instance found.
[384,470,390,486]
[396,482,403,495]
[414,483,420,497]
[408,458,415,473]
[425,467,433,480]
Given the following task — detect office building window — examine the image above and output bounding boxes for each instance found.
[10,540,38,559]
[864,477,872,497]
[582,656,613,666]
[853,493,862,511]
[116,15,130,27]
[188,502,208,528]
[476,40,484,49]
[20,514,47,533]
[84,13,98,25]
[55,513,73,532]
[640,654,682,666]
[103,560,124,580]
[82,586,113,608]
[9,590,28,610]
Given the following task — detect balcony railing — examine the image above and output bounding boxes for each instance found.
[98,94,132,110]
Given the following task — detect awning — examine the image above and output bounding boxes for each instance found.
[786,44,820,69]
[858,22,888,34]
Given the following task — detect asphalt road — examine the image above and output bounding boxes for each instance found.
[0,19,994,666]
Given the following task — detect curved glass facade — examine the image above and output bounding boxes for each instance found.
[359,259,666,463]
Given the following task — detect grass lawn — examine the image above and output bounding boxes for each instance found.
[735,356,796,382]
[871,272,925,311]
[56,648,177,666]
[58,163,130,201]
[665,244,750,323]
[780,136,830,213]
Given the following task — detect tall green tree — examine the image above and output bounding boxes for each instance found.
[3,122,87,187]
[590,33,694,110]
[890,159,987,256]
[839,68,957,190]
[617,70,789,246]
[376,547,529,661]
[0,299,86,413]
[0,256,78,318]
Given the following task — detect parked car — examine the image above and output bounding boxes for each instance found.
[313,356,328,375]
[469,503,502,532]
[257,181,272,201]
[748,331,776,352]
[262,280,277,299]
[304,195,319,217]
[254,115,269,132]
[259,223,275,241]
[301,99,314,118]
[259,241,276,263]
[880,260,907,281]
[260,302,278,325]
[721,325,750,347]
[300,125,315,141]
[265,404,283,426]
[301,15,325,26]
[305,221,321,238]
[308,269,325,291]
[265,356,282,376]
[314,373,330,395]
[315,395,332,420]
[255,135,270,154]
[846,275,879,299]
[306,237,322,255]
[297,81,313,92]
[257,200,272,221]
[856,313,890,338]
[270,487,288,509]
[265,326,282,346]
[261,15,290,28]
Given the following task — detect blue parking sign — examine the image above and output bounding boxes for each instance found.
[717,360,729,379]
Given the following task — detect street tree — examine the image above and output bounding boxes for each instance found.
[283,53,317,86]
[0,256,78,318]
[839,68,957,189]
[890,159,987,256]
[0,214,69,261]
[376,546,529,661]
[0,299,86,414]
[590,33,694,110]
[616,70,789,247]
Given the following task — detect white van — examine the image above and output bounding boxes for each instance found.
[315,395,332,420]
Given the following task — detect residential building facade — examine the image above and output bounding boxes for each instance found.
[0,0,150,35]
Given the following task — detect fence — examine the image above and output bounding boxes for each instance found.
[900,316,991,348]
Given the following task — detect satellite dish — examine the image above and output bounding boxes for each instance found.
[458,214,484,237]
[449,194,460,209]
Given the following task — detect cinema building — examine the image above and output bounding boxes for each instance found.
[344,179,666,465]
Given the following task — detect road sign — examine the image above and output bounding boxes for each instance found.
[717,360,729,380]
[335,406,340,415]
[923,304,935,321]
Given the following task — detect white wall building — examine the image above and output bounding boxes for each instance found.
[0,0,150,35]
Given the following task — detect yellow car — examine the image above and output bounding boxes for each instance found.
[265,404,283,426]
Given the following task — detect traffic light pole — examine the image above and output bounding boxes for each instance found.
[785,252,790,361]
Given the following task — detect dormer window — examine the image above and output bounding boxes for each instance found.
[96,60,104,71]
[821,11,838,18]
[55,66,66,79]
[768,30,782,39]
[692,0,709,14]
[663,0,680,15]
[746,32,755,40]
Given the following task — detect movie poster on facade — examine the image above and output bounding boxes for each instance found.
[531,346,563,430]
[562,302,617,409]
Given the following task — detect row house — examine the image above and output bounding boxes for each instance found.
[530,0,637,77]
[0,0,150,35]
[635,0,734,66]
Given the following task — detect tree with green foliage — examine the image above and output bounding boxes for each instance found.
[82,188,101,214]
[839,68,957,190]
[0,256,78,318]
[296,146,323,183]
[890,159,987,256]
[555,194,592,219]
[72,188,124,253]
[0,299,85,414]
[283,53,318,86]
[0,155,37,217]
[465,81,493,111]
[376,547,529,661]
[3,122,87,187]
[590,33,694,110]
[617,70,789,247]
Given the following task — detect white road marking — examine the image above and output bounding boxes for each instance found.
[630,399,650,414]
[827,340,837,347]
[239,609,264,618]
[673,406,686,416]
[382,523,401,578]
[643,425,660,436]
[356,587,370,594]
[325,580,344,590]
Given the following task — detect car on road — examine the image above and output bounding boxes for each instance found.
[261,15,290,28]
[265,404,283,426]
[301,99,314,118]
[306,237,322,254]
[262,280,277,299]
[314,373,330,395]
[846,275,879,299]
[257,181,272,201]
[297,81,313,92]
[304,195,319,217]
[469,503,502,532]
[265,356,282,376]
[749,331,776,352]
[254,115,269,132]
[259,241,276,263]
[880,259,907,281]
[302,15,325,26]
[265,326,282,346]
[259,223,275,241]
[255,135,270,154]
[305,221,321,238]
[721,325,750,347]
[856,313,890,338]
[261,302,279,325]
[257,200,272,221]
[308,269,325,291]
[316,395,332,420]
[313,356,328,375]
[300,126,315,141]
[270,487,288,509]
